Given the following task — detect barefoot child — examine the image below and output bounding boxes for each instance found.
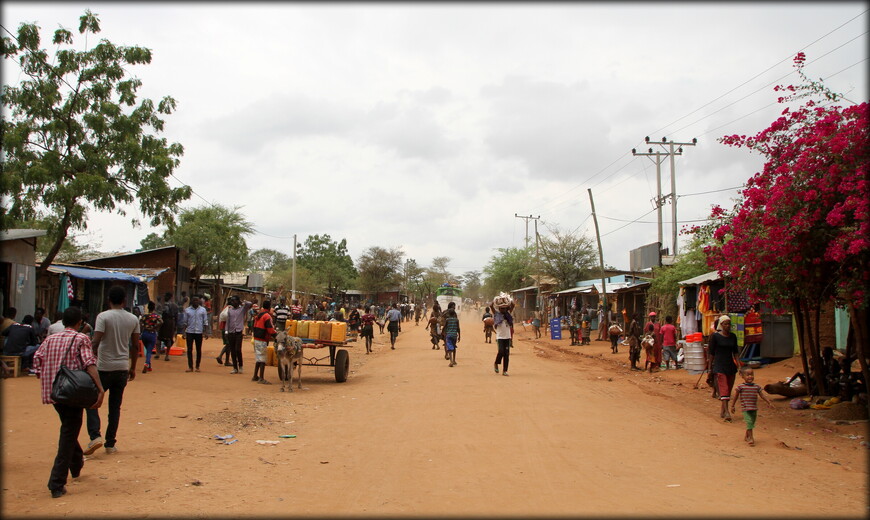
[731,367,774,446]
[442,303,460,367]
[425,315,441,349]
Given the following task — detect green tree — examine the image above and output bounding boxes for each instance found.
[140,232,170,251]
[0,10,190,272]
[461,270,482,300]
[266,264,318,298]
[248,248,290,272]
[357,246,403,300]
[537,226,597,291]
[429,256,454,284]
[404,258,426,300]
[296,234,357,296]
[648,222,720,320]
[167,204,253,281]
[482,247,532,299]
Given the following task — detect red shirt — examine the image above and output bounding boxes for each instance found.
[32,328,97,405]
[660,323,677,347]
[252,311,276,341]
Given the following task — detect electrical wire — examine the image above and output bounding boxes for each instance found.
[599,207,658,238]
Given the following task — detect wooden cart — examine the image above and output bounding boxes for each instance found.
[298,338,351,383]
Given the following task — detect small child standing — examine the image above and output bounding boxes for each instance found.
[580,319,591,345]
[731,367,774,446]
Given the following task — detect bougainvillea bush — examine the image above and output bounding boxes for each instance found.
[706,53,869,397]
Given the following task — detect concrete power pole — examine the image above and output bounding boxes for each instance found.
[291,234,297,301]
[649,137,697,256]
[515,213,540,249]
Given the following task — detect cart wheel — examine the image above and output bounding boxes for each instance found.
[335,349,349,383]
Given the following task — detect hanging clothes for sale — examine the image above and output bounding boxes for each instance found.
[684,285,697,311]
[697,285,710,313]
[682,309,698,336]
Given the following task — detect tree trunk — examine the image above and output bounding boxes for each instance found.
[793,301,813,394]
[808,302,827,395]
[847,302,870,417]
[37,205,74,273]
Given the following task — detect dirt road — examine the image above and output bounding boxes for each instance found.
[2,310,867,517]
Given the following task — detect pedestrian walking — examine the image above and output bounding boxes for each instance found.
[628,313,642,371]
[492,294,514,376]
[709,314,741,422]
[251,300,276,384]
[32,306,105,499]
[179,296,210,372]
[660,315,679,369]
[138,301,162,374]
[84,286,140,457]
[385,303,402,350]
[442,302,460,367]
[731,367,775,446]
[360,306,376,354]
[225,296,252,374]
[157,292,179,361]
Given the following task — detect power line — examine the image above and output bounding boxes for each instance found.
[599,207,658,238]
[679,186,744,198]
[598,215,717,224]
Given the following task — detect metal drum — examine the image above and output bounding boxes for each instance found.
[684,336,707,374]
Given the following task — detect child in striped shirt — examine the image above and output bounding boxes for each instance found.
[731,367,774,446]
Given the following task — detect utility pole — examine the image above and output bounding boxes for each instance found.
[587,189,608,328]
[632,146,679,253]
[515,213,540,249]
[645,136,698,256]
[291,234,297,301]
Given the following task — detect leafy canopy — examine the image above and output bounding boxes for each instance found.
[167,204,253,279]
[296,234,357,295]
[0,10,190,270]
[357,246,403,296]
[536,225,597,291]
[482,246,532,299]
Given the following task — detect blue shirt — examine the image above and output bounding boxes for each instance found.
[386,308,402,322]
[181,306,210,334]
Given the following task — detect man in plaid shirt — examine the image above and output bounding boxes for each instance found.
[33,306,105,499]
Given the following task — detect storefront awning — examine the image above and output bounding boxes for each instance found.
[48,264,168,283]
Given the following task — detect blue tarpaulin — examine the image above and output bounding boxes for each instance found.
[50,265,167,283]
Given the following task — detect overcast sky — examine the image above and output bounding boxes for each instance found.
[3,2,868,280]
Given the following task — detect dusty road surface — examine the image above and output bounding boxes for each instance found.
[2,310,867,517]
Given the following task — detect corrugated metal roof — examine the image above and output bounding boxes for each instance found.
[0,228,48,241]
[510,285,538,293]
[678,270,722,285]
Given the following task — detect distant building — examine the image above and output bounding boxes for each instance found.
[0,228,47,317]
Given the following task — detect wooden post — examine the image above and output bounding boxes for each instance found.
[587,189,608,328]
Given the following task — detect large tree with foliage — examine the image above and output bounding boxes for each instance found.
[296,234,357,296]
[482,247,532,300]
[537,226,597,291]
[357,246,403,301]
[167,204,253,281]
[0,10,190,272]
[428,256,454,285]
[140,232,171,251]
[248,248,290,272]
[266,264,318,300]
[461,270,482,300]
[707,53,869,399]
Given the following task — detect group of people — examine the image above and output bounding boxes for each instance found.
[1,306,54,375]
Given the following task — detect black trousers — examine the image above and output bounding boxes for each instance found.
[227,331,244,369]
[50,403,85,491]
[495,338,511,372]
[86,370,128,446]
[186,333,203,369]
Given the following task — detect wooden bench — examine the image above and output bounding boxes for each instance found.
[0,355,22,378]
